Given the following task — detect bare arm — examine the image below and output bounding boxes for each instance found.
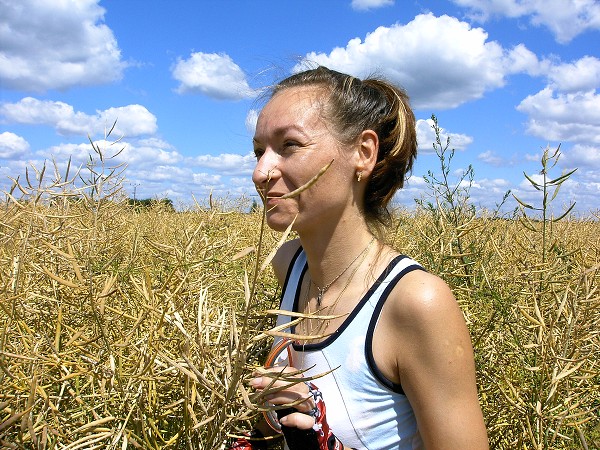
[387,271,488,449]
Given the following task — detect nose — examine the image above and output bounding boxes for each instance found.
[252,149,280,192]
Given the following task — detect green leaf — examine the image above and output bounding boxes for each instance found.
[523,172,541,190]
[548,168,577,185]
[551,182,561,201]
[513,195,535,210]
[553,202,576,222]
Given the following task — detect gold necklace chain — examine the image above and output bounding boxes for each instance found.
[302,237,376,338]
[312,236,376,307]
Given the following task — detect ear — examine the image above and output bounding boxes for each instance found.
[355,129,378,177]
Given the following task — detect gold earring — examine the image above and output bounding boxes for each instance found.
[357,171,363,182]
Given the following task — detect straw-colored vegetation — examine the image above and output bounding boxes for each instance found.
[1,123,598,449]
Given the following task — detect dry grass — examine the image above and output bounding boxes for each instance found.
[389,212,600,449]
[0,138,598,449]
[0,194,285,449]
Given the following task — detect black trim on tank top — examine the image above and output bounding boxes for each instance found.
[279,245,304,309]
[365,265,426,395]
[291,254,409,352]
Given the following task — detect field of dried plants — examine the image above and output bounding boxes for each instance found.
[1,132,598,449]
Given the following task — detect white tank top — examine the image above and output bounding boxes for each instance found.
[275,248,425,450]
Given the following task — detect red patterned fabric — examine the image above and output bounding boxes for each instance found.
[228,430,268,450]
[281,382,345,450]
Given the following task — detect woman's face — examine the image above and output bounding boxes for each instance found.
[252,86,356,233]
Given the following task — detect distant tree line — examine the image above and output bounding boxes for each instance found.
[127,198,175,211]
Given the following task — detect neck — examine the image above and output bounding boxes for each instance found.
[298,218,375,288]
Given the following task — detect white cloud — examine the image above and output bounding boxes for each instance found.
[0,98,157,137]
[563,144,600,168]
[230,176,254,188]
[135,165,189,182]
[0,132,30,159]
[504,43,549,77]
[0,132,259,205]
[172,52,257,100]
[405,175,426,188]
[478,150,506,167]
[245,109,259,135]
[0,98,73,124]
[118,142,182,166]
[451,0,529,20]
[39,142,96,165]
[296,14,540,109]
[467,177,515,211]
[524,153,541,162]
[452,0,600,43]
[517,88,600,144]
[192,172,222,185]
[96,106,158,137]
[416,118,473,152]
[38,139,183,170]
[191,152,256,175]
[478,177,511,188]
[351,0,394,11]
[0,0,125,91]
[548,56,600,92]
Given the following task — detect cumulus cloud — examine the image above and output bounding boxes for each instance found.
[0,98,157,137]
[133,165,190,183]
[524,153,541,162]
[351,0,394,11]
[37,142,93,167]
[0,132,30,159]
[466,177,515,210]
[504,43,549,77]
[478,150,507,167]
[416,118,473,152]
[517,88,600,144]
[0,0,125,91]
[191,152,256,175]
[563,144,600,168]
[548,56,600,92]
[38,139,183,169]
[451,0,600,43]
[0,131,257,205]
[192,172,223,185]
[117,141,182,166]
[172,52,257,100]
[296,14,541,109]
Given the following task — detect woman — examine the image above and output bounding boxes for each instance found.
[232,66,488,449]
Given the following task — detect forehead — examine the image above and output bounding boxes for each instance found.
[255,86,328,135]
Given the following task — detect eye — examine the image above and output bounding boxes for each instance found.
[282,140,300,150]
[253,147,265,160]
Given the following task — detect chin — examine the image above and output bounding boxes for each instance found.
[265,211,297,232]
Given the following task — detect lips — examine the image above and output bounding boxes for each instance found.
[254,186,283,199]
[264,192,287,209]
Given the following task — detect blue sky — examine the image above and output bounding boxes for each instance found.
[1,0,599,215]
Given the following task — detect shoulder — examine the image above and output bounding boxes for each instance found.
[388,268,460,328]
[271,238,302,284]
[382,267,475,381]
[382,268,472,368]
[381,269,489,448]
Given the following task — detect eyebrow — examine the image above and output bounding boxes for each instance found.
[253,124,307,144]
